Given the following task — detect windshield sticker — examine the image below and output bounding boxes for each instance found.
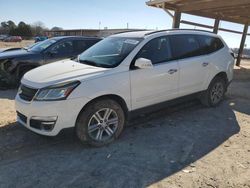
[124,39,139,45]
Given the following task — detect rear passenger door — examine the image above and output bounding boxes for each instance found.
[130,36,179,110]
[169,34,211,96]
[73,39,100,56]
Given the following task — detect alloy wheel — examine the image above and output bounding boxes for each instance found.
[210,82,224,104]
[87,108,119,141]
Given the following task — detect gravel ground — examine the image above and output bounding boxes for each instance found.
[0,61,249,188]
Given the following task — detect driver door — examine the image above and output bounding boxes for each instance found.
[44,40,74,64]
[130,36,179,110]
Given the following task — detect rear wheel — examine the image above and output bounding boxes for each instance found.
[201,76,226,107]
[76,99,125,147]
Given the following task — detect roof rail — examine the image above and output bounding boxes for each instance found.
[145,29,214,36]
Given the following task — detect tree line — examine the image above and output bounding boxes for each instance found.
[0,20,63,39]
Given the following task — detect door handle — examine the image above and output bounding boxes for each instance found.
[168,69,178,74]
[202,62,209,67]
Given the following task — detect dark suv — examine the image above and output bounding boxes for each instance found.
[0,36,102,88]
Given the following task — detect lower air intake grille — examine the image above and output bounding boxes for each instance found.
[17,111,27,123]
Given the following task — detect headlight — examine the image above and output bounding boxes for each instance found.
[34,81,80,101]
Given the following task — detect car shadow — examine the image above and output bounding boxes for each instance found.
[0,99,240,188]
[225,95,250,117]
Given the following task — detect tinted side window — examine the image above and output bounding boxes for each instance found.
[50,40,73,54]
[86,39,101,46]
[73,39,101,54]
[170,35,200,60]
[198,35,224,55]
[73,40,87,53]
[136,36,172,64]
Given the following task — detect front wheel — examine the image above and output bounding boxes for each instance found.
[76,99,125,147]
[200,77,226,107]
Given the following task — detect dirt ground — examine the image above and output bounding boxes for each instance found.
[0,58,249,187]
[0,40,34,49]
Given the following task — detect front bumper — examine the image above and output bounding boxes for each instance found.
[15,94,89,136]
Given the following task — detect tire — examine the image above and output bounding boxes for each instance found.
[76,98,125,147]
[200,76,227,107]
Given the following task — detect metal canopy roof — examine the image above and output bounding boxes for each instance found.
[146,0,250,24]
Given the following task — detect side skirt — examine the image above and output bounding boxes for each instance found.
[127,91,205,120]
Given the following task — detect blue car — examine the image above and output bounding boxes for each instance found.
[0,36,102,88]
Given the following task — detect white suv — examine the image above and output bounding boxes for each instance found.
[15,30,234,146]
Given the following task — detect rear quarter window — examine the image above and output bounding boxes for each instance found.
[197,35,224,55]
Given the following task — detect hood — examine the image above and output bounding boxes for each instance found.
[22,59,108,88]
[0,47,22,53]
[0,48,9,53]
[0,49,36,60]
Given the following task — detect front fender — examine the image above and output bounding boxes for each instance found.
[0,59,37,88]
[0,59,18,88]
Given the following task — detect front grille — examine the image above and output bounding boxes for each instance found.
[17,111,27,123]
[19,85,38,101]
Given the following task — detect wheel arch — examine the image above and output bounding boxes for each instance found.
[213,72,228,85]
[205,71,229,93]
[76,94,129,125]
[201,71,228,107]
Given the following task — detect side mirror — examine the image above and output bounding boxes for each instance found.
[134,58,153,69]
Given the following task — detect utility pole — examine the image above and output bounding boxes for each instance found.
[99,22,101,30]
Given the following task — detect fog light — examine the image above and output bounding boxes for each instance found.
[30,116,57,131]
[31,116,57,121]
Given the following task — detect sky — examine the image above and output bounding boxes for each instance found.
[0,0,249,48]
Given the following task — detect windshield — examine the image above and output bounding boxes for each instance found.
[29,39,57,52]
[78,37,142,68]
[24,42,40,50]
